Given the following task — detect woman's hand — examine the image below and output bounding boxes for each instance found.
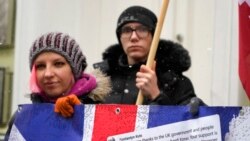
[54,94,81,118]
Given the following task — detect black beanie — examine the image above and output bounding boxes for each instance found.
[116,6,157,41]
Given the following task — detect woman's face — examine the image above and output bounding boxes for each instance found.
[33,52,74,98]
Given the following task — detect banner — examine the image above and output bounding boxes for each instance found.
[8,104,250,141]
[239,0,250,99]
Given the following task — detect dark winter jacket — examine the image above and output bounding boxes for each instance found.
[94,39,204,105]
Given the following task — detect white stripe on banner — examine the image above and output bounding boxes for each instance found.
[82,104,96,141]
[8,125,26,141]
[225,107,250,141]
[135,105,149,131]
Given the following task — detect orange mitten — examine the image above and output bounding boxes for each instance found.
[54,94,81,118]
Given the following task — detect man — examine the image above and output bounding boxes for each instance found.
[94,6,205,107]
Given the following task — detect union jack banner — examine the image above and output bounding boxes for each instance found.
[8,104,250,141]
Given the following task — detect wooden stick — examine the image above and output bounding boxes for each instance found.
[136,0,170,105]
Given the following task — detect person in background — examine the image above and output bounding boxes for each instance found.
[4,32,111,140]
[93,6,206,107]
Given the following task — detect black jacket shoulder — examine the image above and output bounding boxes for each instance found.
[156,40,191,74]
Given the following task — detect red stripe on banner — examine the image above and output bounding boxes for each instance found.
[92,104,138,141]
[239,2,250,100]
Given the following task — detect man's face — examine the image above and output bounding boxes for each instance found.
[120,22,153,65]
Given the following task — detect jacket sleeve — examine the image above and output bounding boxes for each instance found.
[150,75,207,107]
[149,73,198,105]
[151,40,207,106]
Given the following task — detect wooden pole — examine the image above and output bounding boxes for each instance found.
[136,0,170,105]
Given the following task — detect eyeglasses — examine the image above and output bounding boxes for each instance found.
[119,26,152,40]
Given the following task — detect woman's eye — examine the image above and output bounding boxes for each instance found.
[55,62,65,67]
[121,27,133,33]
[35,64,45,70]
[137,27,148,32]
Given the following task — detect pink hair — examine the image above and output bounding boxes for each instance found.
[29,65,41,93]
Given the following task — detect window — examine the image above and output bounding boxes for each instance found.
[0,0,15,48]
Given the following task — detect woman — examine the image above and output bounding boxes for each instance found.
[4,32,111,140]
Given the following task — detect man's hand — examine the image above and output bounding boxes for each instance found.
[136,61,160,100]
[54,94,81,118]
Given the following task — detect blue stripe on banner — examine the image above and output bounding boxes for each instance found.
[147,106,192,127]
[14,104,84,141]
[147,106,241,141]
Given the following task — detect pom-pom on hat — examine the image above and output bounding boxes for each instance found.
[29,32,87,80]
[116,6,157,40]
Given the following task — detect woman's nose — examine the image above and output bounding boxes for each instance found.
[44,67,54,77]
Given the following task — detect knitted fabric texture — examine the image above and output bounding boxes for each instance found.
[116,6,157,40]
[29,32,87,80]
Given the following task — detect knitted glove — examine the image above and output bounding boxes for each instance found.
[54,95,81,118]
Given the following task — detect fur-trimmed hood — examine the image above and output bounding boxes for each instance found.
[88,69,111,102]
[101,39,191,74]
